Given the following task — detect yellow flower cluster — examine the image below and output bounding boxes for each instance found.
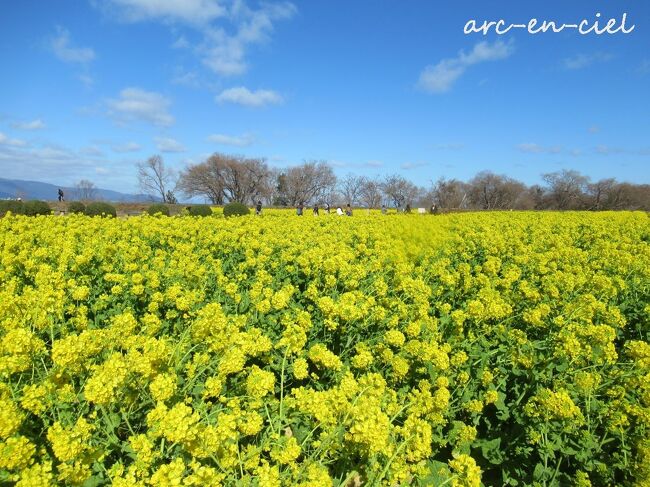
[0,210,647,485]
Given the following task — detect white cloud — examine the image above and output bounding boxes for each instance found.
[0,141,137,190]
[172,35,191,49]
[200,2,296,76]
[0,132,27,147]
[400,161,429,170]
[595,145,650,156]
[563,52,613,70]
[155,137,186,152]
[588,126,600,134]
[95,167,110,175]
[104,0,227,25]
[11,119,46,130]
[99,0,295,77]
[78,74,95,87]
[171,69,201,88]
[112,142,142,153]
[364,160,383,168]
[81,146,104,156]
[216,86,283,107]
[517,143,562,154]
[50,26,95,63]
[207,133,255,147]
[107,88,174,127]
[418,40,514,93]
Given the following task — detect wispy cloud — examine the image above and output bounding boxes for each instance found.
[107,88,174,127]
[0,141,130,187]
[364,160,384,168]
[588,126,600,134]
[172,36,191,49]
[639,59,650,74]
[100,0,296,77]
[171,68,201,88]
[103,0,227,25]
[418,40,514,94]
[517,143,562,154]
[0,132,27,147]
[155,137,186,153]
[78,74,95,88]
[50,26,95,63]
[112,142,141,153]
[11,119,46,131]
[400,161,429,170]
[81,146,104,156]
[207,133,255,147]
[200,2,296,76]
[216,87,283,107]
[563,52,613,70]
[595,145,650,156]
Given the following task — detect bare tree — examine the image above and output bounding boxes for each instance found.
[138,155,176,203]
[467,171,526,210]
[513,184,545,210]
[74,179,97,201]
[381,174,419,209]
[220,155,273,203]
[542,169,589,210]
[359,177,383,208]
[431,177,469,209]
[276,161,337,205]
[338,174,365,206]
[177,153,272,204]
[586,178,617,210]
[177,158,225,204]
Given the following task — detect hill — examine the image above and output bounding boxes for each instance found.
[0,178,156,202]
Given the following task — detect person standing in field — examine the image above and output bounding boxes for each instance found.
[336,206,343,216]
[58,188,64,202]
[325,203,330,214]
[255,200,262,215]
[381,205,387,215]
[313,204,319,216]
[345,204,352,216]
[297,202,304,216]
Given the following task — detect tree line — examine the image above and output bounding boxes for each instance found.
[135,153,649,211]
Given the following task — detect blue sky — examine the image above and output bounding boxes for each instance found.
[0,1,648,193]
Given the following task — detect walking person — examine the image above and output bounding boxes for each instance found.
[296,202,304,216]
[255,200,262,216]
[58,188,64,202]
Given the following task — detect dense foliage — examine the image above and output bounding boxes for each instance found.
[23,200,51,216]
[146,204,171,217]
[0,200,24,216]
[85,202,117,218]
[187,205,213,217]
[223,202,251,217]
[67,202,86,215]
[0,212,648,486]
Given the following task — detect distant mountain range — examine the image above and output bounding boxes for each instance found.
[0,178,156,202]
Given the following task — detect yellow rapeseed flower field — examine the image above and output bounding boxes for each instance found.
[0,211,648,486]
